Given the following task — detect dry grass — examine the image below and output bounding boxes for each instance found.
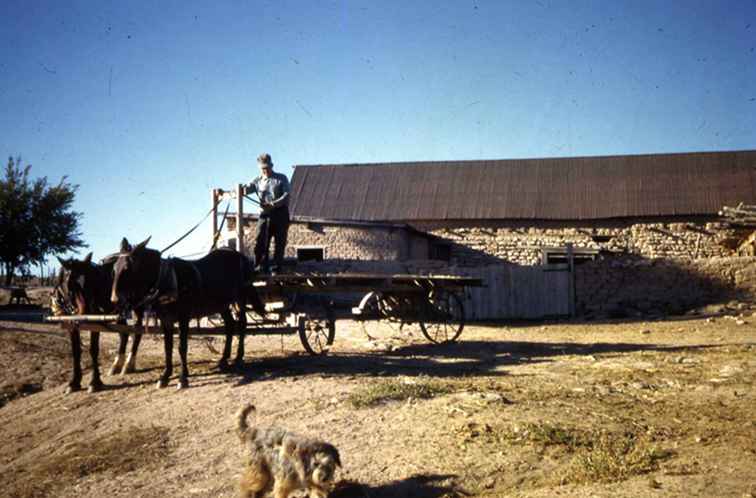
[2,425,171,498]
[499,422,593,449]
[560,430,672,484]
[464,421,672,486]
[348,378,455,408]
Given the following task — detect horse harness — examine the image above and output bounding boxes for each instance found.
[136,257,204,310]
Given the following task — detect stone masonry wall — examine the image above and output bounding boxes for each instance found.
[575,256,756,318]
[240,220,411,261]
[415,217,738,266]
[231,216,753,319]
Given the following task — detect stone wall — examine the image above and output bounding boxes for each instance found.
[576,256,756,318]
[415,217,739,266]
[230,215,755,319]
[234,216,741,268]
[238,219,430,261]
[293,258,454,275]
[285,222,408,260]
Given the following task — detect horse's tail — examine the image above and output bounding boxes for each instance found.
[235,403,256,439]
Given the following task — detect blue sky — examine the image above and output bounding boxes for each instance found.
[1,0,754,264]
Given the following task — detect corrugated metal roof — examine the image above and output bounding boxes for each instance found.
[289,150,756,221]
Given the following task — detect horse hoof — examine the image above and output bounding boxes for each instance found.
[88,383,103,394]
[108,367,119,376]
[120,365,135,375]
[65,384,81,395]
[217,360,230,372]
[233,359,245,370]
[177,379,189,390]
[156,379,168,389]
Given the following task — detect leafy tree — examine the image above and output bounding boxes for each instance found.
[0,156,85,285]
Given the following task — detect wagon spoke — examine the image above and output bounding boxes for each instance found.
[315,329,324,350]
[299,305,335,356]
[420,291,465,344]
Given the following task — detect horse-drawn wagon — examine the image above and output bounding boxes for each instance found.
[47,271,482,356]
[45,268,480,392]
[42,183,482,390]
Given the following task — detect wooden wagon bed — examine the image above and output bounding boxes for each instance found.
[252,272,483,291]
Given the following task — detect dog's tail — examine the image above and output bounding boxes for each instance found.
[236,403,256,439]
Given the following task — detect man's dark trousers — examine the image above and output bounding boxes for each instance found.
[254,207,290,271]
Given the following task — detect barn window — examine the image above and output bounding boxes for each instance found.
[296,246,325,262]
[541,247,598,265]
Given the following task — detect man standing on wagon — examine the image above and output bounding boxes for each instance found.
[246,153,290,273]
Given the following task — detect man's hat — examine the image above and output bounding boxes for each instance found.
[257,153,273,167]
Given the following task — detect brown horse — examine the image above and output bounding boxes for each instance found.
[55,252,143,393]
[110,237,265,389]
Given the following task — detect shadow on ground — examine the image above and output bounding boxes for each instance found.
[223,339,730,388]
[0,322,735,394]
[331,474,467,498]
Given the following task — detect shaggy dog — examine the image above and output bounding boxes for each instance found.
[236,404,341,498]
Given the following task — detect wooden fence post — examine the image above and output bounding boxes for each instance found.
[567,243,576,317]
[236,183,245,255]
[210,188,218,249]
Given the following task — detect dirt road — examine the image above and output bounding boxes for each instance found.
[1,316,754,497]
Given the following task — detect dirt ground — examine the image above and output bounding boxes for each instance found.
[0,287,53,307]
[1,315,755,498]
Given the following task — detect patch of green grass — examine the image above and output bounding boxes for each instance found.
[348,379,454,408]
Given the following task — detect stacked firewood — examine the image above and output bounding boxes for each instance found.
[718,204,756,255]
[719,203,756,227]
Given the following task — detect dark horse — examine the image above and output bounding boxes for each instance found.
[54,252,143,394]
[110,237,265,389]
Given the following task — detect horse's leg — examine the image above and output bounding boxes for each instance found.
[157,321,173,389]
[88,332,104,393]
[109,332,128,375]
[122,333,142,374]
[234,298,247,368]
[177,318,190,390]
[123,311,144,375]
[66,325,82,394]
[218,308,234,371]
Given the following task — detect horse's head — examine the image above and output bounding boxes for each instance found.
[55,252,95,314]
[111,236,159,307]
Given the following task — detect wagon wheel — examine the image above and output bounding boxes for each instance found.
[299,304,336,356]
[419,290,465,344]
[358,292,400,340]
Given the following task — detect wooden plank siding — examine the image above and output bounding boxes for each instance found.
[456,264,571,320]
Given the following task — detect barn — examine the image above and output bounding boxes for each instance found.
[231,149,756,320]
